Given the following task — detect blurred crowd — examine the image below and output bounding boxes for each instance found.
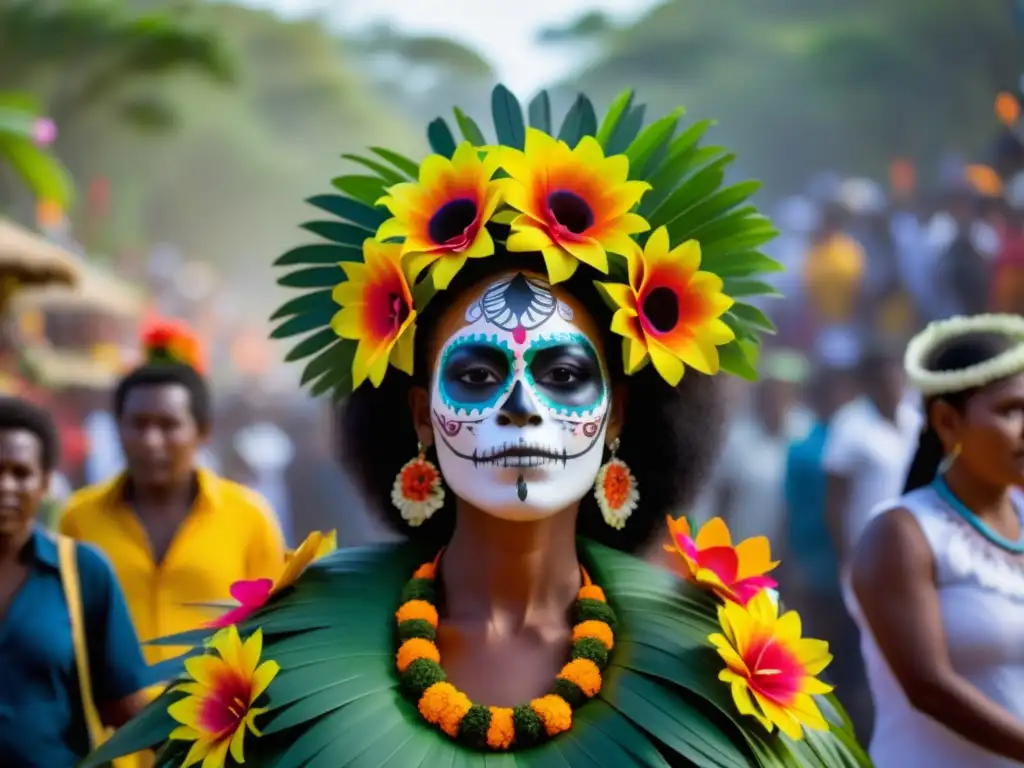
[689,161,1024,738]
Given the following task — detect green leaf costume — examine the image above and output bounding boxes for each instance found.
[84,85,869,767]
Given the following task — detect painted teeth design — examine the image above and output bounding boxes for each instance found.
[470,441,569,468]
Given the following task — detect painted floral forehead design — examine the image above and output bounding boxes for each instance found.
[271,85,781,398]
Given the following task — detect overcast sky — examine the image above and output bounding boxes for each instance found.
[237,0,661,94]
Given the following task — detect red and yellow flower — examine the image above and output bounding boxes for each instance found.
[375,142,503,289]
[595,226,734,386]
[497,128,651,283]
[331,240,417,388]
[208,530,337,629]
[141,317,206,374]
[664,516,778,606]
[168,626,279,767]
[709,591,833,740]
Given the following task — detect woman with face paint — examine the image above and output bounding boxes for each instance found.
[89,87,867,767]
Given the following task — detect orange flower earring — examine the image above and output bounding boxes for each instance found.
[594,438,639,529]
[392,442,446,526]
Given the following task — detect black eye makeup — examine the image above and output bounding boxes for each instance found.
[438,341,515,412]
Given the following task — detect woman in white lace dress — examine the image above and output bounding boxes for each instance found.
[851,314,1024,766]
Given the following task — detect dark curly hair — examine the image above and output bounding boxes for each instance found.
[336,251,726,554]
[113,363,211,430]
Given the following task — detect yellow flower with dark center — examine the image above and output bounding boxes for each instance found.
[167,626,279,768]
[497,128,651,283]
[376,142,503,289]
[595,226,734,386]
[709,591,833,740]
[331,240,417,388]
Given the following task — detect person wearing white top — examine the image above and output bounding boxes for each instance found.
[823,344,922,571]
[851,314,1024,766]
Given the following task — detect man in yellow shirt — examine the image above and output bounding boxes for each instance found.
[59,360,285,668]
[802,202,867,329]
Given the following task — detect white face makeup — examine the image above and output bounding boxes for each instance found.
[429,273,610,521]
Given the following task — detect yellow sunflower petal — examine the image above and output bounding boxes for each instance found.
[462,225,495,259]
[367,342,392,387]
[795,638,833,676]
[350,339,377,389]
[374,216,408,243]
[506,220,554,252]
[431,254,469,290]
[647,341,685,386]
[169,725,199,741]
[418,153,453,191]
[801,676,834,696]
[759,696,804,741]
[775,611,803,643]
[595,282,636,312]
[675,335,720,376]
[168,696,203,729]
[642,226,671,259]
[182,739,214,768]
[542,246,579,284]
[404,251,438,284]
[390,322,416,376]
[239,628,264,678]
[790,693,831,732]
[200,737,231,768]
[182,655,222,689]
[229,723,248,764]
[622,337,650,375]
[561,237,609,274]
[377,183,427,219]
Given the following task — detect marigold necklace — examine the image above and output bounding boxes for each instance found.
[394,554,618,750]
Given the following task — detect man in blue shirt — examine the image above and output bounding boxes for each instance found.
[0,396,150,766]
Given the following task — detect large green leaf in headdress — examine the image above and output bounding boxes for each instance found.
[270,84,783,400]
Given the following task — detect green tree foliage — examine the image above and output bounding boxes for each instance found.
[557,0,1024,191]
[0,92,72,208]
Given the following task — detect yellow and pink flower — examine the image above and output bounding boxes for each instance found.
[331,240,417,388]
[208,530,337,629]
[709,591,833,740]
[498,128,651,283]
[595,226,734,386]
[664,515,777,606]
[168,626,279,767]
[376,142,503,289]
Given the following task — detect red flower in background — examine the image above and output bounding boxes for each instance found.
[141,317,207,374]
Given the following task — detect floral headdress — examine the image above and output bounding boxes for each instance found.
[271,85,780,398]
[141,316,206,374]
[905,313,1024,396]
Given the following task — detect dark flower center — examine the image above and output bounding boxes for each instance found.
[389,293,410,330]
[547,191,594,234]
[642,287,679,333]
[428,199,478,244]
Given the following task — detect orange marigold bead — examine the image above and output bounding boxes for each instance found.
[395,599,439,627]
[396,637,440,672]
[530,694,572,737]
[413,562,436,580]
[571,619,614,650]
[577,584,606,603]
[438,689,473,737]
[486,706,515,750]
[418,682,457,724]
[557,658,602,697]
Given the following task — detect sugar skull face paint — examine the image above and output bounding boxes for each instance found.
[430,272,611,521]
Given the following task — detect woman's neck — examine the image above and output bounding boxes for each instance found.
[440,503,582,632]
[943,465,1016,523]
